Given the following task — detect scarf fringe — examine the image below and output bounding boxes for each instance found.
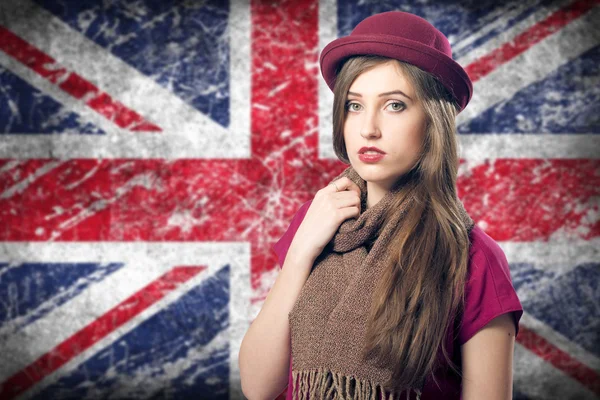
[292,368,422,400]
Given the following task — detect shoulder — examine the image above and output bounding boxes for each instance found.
[287,199,313,229]
[271,199,313,269]
[466,225,515,298]
[468,224,506,261]
[282,199,312,229]
[297,199,313,217]
[459,224,523,345]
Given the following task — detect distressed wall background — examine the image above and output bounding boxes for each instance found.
[0,0,598,399]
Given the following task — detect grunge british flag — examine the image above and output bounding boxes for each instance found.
[0,0,598,399]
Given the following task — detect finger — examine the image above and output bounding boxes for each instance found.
[326,178,346,193]
[336,177,362,199]
[326,181,341,193]
[336,191,362,213]
[331,179,361,211]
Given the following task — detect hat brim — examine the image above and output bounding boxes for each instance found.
[319,34,473,112]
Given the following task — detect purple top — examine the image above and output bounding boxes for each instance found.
[272,200,523,400]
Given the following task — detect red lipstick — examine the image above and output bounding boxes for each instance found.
[358,146,386,163]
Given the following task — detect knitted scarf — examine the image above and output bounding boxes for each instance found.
[288,165,475,400]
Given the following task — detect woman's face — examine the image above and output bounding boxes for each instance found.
[343,61,427,191]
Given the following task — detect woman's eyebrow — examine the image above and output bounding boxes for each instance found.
[347,90,413,101]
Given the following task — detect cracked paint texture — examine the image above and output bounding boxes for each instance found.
[0,0,599,399]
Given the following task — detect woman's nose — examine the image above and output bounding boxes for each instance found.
[360,110,381,139]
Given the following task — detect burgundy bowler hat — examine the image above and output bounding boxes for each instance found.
[319,11,473,113]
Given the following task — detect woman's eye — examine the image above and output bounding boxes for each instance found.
[346,102,361,112]
[345,101,405,112]
[388,102,406,111]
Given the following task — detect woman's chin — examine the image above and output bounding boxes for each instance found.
[354,163,389,179]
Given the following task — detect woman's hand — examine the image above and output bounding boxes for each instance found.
[290,176,362,261]
[240,179,362,400]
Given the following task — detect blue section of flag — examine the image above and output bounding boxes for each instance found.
[337,0,599,135]
[511,262,556,294]
[0,262,123,332]
[35,0,231,128]
[336,0,554,57]
[521,262,600,357]
[33,265,230,399]
[0,67,105,135]
[459,45,600,134]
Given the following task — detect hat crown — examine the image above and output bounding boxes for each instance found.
[351,11,452,58]
[319,11,472,113]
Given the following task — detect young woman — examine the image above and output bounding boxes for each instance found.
[239,11,523,400]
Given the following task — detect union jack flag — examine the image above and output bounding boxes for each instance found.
[0,0,598,399]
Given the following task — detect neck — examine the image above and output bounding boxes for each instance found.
[364,169,417,210]
[366,180,394,210]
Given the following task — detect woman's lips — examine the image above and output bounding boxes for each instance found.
[358,153,385,162]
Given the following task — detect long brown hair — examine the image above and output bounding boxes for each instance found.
[332,55,471,394]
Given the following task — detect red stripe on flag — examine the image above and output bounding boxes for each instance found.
[458,158,599,241]
[518,326,600,396]
[465,0,599,82]
[0,266,205,400]
[250,0,320,160]
[0,26,162,132]
[0,159,596,242]
[0,160,55,194]
[249,0,338,292]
